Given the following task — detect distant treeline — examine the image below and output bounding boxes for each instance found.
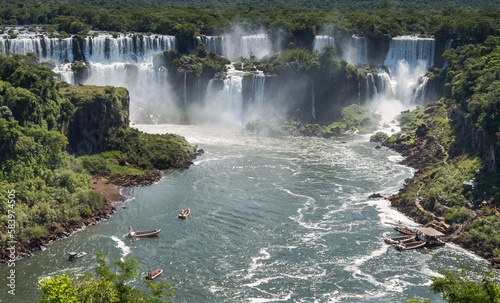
[1,1,499,45]
[2,0,499,10]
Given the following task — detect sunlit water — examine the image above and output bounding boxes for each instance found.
[0,124,490,303]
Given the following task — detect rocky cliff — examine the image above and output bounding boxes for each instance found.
[60,84,130,155]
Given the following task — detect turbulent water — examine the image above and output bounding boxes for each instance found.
[0,124,490,303]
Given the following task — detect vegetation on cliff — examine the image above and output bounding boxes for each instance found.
[0,54,196,261]
[382,34,500,260]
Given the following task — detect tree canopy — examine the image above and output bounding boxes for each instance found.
[37,251,175,303]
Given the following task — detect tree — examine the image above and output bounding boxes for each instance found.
[408,270,500,303]
[37,252,174,303]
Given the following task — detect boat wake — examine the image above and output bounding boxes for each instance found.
[111,236,131,259]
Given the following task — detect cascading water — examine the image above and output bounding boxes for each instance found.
[383,36,435,105]
[68,33,177,123]
[82,33,176,63]
[0,35,75,64]
[244,73,266,122]
[313,35,335,53]
[203,64,245,125]
[223,33,273,61]
[352,35,368,65]
[183,72,187,103]
[249,73,265,106]
[240,34,273,59]
[412,76,429,104]
[196,36,224,54]
[384,36,435,70]
[310,78,316,120]
[442,39,453,68]
[366,71,394,102]
[342,35,368,65]
[2,27,437,125]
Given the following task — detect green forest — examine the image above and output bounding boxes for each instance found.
[0,0,499,45]
[0,0,500,302]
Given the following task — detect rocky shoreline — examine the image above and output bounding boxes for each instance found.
[0,172,162,263]
[378,106,495,264]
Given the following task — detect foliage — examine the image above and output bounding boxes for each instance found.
[407,270,500,303]
[430,270,500,303]
[1,2,498,47]
[159,49,230,77]
[264,104,380,137]
[370,131,389,142]
[443,36,500,156]
[106,126,195,170]
[37,251,174,303]
[0,55,74,130]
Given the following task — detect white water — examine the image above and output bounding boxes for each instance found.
[313,35,335,53]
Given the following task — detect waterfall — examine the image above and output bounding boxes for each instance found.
[443,39,453,68]
[383,35,435,105]
[204,64,244,125]
[310,79,316,120]
[366,71,394,102]
[412,76,429,104]
[0,36,75,64]
[240,34,272,59]
[75,62,177,123]
[196,36,223,54]
[313,35,335,53]
[249,74,265,106]
[82,33,176,63]
[0,31,176,65]
[342,35,368,65]
[352,35,368,65]
[223,34,273,61]
[384,36,435,70]
[183,72,187,103]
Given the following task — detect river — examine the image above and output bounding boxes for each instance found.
[0,123,490,303]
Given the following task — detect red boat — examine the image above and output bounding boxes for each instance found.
[145,268,163,280]
[128,226,161,238]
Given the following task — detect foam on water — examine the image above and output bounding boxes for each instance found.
[111,236,131,259]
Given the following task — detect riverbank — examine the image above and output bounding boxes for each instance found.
[382,102,499,263]
[0,171,162,263]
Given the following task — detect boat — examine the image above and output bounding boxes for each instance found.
[178,208,190,219]
[395,240,426,251]
[394,226,416,235]
[145,268,163,280]
[384,234,415,245]
[128,226,161,238]
[68,251,87,261]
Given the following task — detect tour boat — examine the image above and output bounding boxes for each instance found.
[128,226,161,238]
[394,226,416,235]
[384,234,416,245]
[395,240,427,251]
[68,251,87,261]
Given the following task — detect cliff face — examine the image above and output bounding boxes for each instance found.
[60,84,130,155]
[452,108,498,173]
